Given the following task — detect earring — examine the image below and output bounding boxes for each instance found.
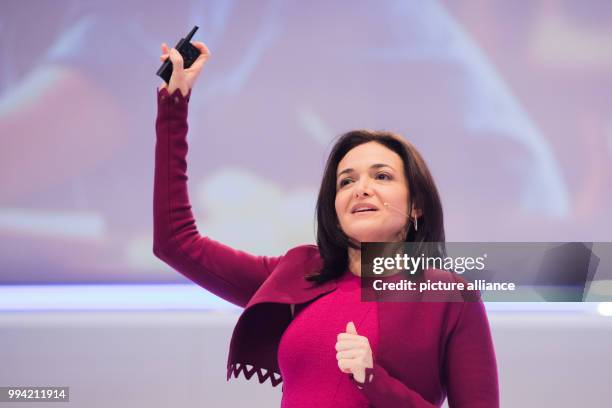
[414,216,418,232]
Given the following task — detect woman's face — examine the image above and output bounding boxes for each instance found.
[335,142,410,244]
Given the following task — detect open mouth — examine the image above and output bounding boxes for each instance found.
[351,202,380,214]
[352,209,378,214]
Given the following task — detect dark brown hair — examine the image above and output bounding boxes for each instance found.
[306,129,445,284]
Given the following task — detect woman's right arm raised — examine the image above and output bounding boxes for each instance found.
[153,42,283,308]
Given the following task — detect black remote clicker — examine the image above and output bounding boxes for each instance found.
[156,26,201,84]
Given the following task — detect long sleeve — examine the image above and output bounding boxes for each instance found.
[349,300,499,407]
[153,87,283,308]
[349,363,439,407]
[443,301,499,407]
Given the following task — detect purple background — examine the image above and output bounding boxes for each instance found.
[1,0,611,283]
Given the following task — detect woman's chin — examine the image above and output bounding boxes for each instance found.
[348,233,390,243]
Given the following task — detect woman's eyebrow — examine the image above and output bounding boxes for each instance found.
[337,163,394,178]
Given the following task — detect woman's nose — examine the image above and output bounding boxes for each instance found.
[354,178,374,198]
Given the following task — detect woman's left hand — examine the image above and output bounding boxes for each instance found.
[335,321,374,383]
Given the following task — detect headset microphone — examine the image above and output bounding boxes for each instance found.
[384,202,418,231]
[383,202,410,218]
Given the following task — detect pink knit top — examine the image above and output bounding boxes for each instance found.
[278,271,379,407]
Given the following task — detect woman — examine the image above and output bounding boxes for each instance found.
[153,41,499,407]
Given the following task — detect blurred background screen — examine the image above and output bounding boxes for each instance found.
[1,0,611,287]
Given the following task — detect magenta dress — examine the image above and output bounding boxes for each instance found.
[278,270,378,407]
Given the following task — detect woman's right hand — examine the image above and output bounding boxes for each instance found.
[159,41,211,97]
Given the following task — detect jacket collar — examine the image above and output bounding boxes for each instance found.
[246,245,340,309]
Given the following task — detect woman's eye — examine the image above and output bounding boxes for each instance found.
[376,173,391,180]
[339,178,352,187]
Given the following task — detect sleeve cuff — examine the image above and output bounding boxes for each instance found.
[349,365,377,390]
[156,86,192,104]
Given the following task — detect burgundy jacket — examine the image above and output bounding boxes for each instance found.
[153,88,500,407]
